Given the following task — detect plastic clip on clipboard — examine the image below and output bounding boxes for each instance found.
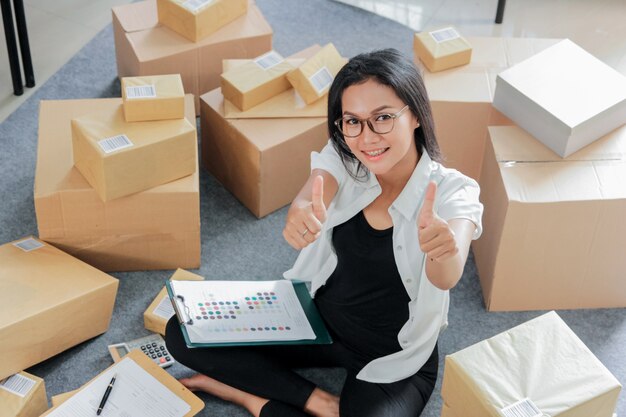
[165,280,332,348]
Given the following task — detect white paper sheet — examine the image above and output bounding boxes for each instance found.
[47,358,191,417]
[170,280,316,343]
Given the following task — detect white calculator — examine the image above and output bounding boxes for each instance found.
[108,333,174,368]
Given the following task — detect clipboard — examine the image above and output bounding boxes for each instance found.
[166,280,332,348]
[40,350,204,417]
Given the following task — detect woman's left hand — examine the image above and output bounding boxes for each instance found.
[417,182,459,262]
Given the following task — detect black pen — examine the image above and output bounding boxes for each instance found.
[96,373,116,416]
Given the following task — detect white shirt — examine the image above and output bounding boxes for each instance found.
[283,141,483,383]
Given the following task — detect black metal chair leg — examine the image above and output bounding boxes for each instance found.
[495,0,506,24]
[13,0,35,88]
[1,0,24,95]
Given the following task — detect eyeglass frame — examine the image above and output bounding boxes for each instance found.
[333,105,411,138]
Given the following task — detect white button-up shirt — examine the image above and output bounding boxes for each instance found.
[284,142,483,383]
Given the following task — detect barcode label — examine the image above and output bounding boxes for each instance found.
[98,135,133,154]
[183,0,214,12]
[0,374,37,397]
[126,85,156,99]
[254,51,285,70]
[153,295,175,319]
[429,27,460,43]
[501,398,543,417]
[309,66,333,94]
[13,238,44,252]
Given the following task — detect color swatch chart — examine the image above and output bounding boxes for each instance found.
[170,280,316,343]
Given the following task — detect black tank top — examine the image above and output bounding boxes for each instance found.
[315,210,410,361]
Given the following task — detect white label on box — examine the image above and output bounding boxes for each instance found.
[500,398,545,417]
[182,0,214,12]
[13,238,44,252]
[153,295,175,319]
[0,374,36,397]
[98,135,133,154]
[309,66,333,94]
[126,85,157,99]
[429,27,460,43]
[254,51,285,70]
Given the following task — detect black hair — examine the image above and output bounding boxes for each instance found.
[327,48,442,180]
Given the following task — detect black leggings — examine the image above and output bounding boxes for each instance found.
[165,317,438,417]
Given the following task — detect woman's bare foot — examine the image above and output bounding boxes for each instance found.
[180,374,268,417]
[304,388,340,417]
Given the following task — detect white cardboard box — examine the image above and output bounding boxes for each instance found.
[493,39,626,157]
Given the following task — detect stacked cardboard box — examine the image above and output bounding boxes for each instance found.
[441,312,621,417]
[473,125,626,311]
[493,39,626,157]
[413,26,472,72]
[35,95,200,272]
[0,237,118,380]
[112,0,273,114]
[201,46,337,217]
[422,37,560,180]
[0,371,48,417]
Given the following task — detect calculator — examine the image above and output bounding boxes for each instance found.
[108,333,175,368]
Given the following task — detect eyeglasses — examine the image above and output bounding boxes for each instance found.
[334,105,410,138]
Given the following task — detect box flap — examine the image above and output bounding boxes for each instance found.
[496,39,626,128]
[112,0,158,33]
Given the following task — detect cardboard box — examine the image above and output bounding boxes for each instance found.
[50,390,78,407]
[35,95,200,272]
[0,237,119,380]
[112,0,272,114]
[439,403,457,417]
[122,74,185,122]
[423,37,560,180]
[144,269,204,335]
[157,0,247,42]
[473,125,626,311]
[201,87,328,217]
[414,27,472,72]
[286,43,346,105]
[441,312,621,417]
[0,371,48,417]
[221,50,294,111]
[493,39,626,157]
[71,103,196,201]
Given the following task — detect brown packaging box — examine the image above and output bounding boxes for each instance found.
[157,0,247,42]
[423,37,559,180]
[221,50,294,111]
[71,103,196,202]
[286,43,346,105]
[112,0,272,115]
[0,237,119,380]
[441,312,621,417]
[144,269,204,335]
[122,74,185,122]
[50,390,77,407]
[414,26,472,72]
[35,95,200,272]
[474,125,626,311]
[0,371,48,417]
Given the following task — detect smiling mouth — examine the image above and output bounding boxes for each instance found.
[362,148,389,157]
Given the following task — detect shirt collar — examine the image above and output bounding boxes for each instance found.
[390,148,435,221]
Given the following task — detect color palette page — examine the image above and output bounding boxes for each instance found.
[170,280,316,343]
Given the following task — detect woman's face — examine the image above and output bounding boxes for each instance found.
[340,78,420,178]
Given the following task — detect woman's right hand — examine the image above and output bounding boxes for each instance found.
[283,175,327,250]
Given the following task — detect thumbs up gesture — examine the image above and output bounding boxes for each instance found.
[284,175,327,250]
[418,181,459,262]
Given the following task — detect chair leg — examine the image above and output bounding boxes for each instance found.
[13,0,35,88]
[1,0,24,95]
[495,0,506,24]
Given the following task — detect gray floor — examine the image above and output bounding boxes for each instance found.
[0,0,623,416]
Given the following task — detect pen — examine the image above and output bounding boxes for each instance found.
[96,373,116,416]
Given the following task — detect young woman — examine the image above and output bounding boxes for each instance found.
[165,48,483,417]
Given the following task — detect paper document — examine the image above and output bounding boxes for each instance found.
[170,280,317,343]
[47,357,191,417]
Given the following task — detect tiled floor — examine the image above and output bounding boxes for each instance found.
[1,0,626,123]
[0,0,133,123]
